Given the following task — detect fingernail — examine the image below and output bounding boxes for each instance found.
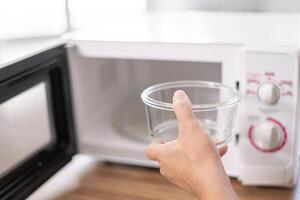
[173,90,187,101]
[153,139,165,144]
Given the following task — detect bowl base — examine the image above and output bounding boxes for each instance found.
[151,119,230,146]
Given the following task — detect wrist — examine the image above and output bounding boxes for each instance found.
[189,160,238,200]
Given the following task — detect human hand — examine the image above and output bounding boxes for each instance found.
[146,90,238,200]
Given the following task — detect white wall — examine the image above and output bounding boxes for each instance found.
[0,0,67,39]
[0,0,147,39]
[68,0,147,30]
[148,0,300,12]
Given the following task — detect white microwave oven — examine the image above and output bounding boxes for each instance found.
[1,11,300,199]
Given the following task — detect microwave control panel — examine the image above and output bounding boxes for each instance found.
[239,49,299,185]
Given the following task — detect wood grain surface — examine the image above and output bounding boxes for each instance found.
[50,162,296,200]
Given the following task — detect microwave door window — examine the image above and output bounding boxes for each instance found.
[0,82,54,178]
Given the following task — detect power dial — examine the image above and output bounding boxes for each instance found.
[257,83,281,105]
[248,118,287,152]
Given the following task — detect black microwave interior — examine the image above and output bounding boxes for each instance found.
[0,46,76,200]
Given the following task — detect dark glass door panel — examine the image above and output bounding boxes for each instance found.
[0,46,76,200]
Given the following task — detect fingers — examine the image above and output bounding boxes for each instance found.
[173,90,197,130]
[146,142,164,161]
[218,145,228,157]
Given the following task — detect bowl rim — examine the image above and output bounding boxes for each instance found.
[141,80,241,112]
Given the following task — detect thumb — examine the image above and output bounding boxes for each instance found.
[173,90,197,131]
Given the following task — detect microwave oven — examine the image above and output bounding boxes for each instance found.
[1,11,300,199]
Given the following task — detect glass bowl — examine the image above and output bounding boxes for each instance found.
[141,80,241,146]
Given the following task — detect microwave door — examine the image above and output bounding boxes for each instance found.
[0,46,77,200]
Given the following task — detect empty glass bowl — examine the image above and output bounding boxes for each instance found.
[141,80,241,146]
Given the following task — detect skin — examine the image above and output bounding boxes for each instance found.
[146,90,239,200]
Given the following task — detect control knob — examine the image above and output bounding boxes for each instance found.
[257,83,280,105]
[248,118,287,152]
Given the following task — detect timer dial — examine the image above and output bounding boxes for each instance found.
[249,118,287,152]
[257,83,280,105]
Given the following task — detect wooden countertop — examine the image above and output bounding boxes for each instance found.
[29,155,297,200]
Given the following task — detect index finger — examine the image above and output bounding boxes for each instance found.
[145,142,164,161]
